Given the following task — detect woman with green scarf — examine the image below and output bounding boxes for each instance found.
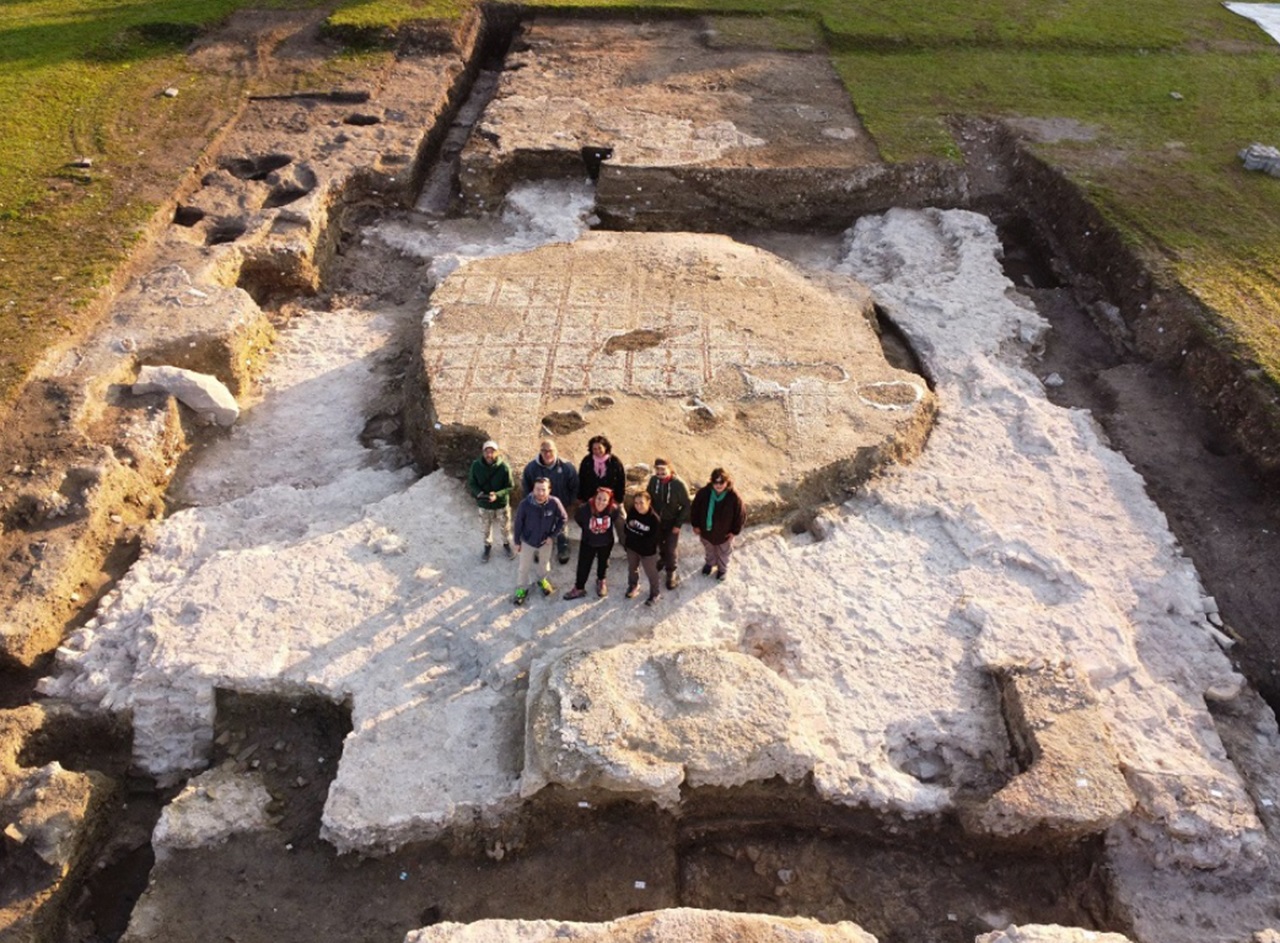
[689,467,746,581]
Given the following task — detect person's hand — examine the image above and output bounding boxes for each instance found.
[488,491,497,502]
[514,543,522,553]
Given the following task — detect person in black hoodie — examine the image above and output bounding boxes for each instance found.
[689,467,746,581]
[577,434,626,504]
[565,486,623,599]
[622,490,663,605]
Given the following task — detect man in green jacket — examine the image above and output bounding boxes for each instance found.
[467,440,514,562]
[646,457,691,590]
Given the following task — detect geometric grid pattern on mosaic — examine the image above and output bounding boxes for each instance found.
[426,231,933,508]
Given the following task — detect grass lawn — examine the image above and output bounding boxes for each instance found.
[3,0,1279,402]
[0,0,450,404]
[837,40,1280,376]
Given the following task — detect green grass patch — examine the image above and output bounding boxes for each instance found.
[0,0,416,405]
[703,13,825,51]
[326,0,470,30]
[835,41,1280,378]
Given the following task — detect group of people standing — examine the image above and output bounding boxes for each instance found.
[466,435,746,607]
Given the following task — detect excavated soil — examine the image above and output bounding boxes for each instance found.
[3,10,1280,943]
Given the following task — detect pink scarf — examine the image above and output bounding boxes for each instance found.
[593,454,608,478]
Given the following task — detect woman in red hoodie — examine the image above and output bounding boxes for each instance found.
[564,486,624,599]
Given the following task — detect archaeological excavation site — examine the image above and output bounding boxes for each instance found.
[5,7,1280,943]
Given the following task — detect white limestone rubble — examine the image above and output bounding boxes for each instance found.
[133,364,240,427]
[151,767,274,858]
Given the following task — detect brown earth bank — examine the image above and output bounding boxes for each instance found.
[1,7,1280,943]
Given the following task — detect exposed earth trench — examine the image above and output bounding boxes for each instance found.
[2,9,1280,943]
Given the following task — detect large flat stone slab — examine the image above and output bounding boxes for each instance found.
[407,909,878,943]
[459,17,962,228]
[523,643,813,806]
[419,230,935,521]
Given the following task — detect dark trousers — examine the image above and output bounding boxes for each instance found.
[657,524,681,572]
[626,549,661,598]
[575,542,613,588]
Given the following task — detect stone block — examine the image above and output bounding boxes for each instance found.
[133,365,240,427]
[963,663,1134,841]
[152,767,275,859]
[523,643,813,807]
[407,908,878,943]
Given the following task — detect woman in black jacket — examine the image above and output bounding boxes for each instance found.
[622,490,663,605]
[689,466,746,581]
[565,487,624,599]
[577,434,626,503]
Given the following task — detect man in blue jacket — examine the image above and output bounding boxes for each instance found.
[512,477,568,606]
[521,438,579,565]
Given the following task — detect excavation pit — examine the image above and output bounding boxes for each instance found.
[117,779,1124,943]
[458,16,963,228]
[14,10,1280,943]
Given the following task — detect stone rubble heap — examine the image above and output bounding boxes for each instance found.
[1240,143,1280,177]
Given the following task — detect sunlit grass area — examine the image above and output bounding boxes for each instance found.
[834,40,1280,375]
[3,0,1280,402]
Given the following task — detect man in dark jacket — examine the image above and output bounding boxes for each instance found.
[689,466,746,581]
[466,440,514,562]
[646,457,690,590]
[521,438,579,565]
[512,477,568,605]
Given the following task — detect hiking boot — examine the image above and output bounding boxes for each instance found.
[666,571,679,590]
[503,543,514,560]
[564,587,587,600]
[625,584,640,599]
[596,579,608,598]
[538,578,554,597]
[482,544,492,563]
[716,569,728,581]
[645,594,660,607]
[513,588,528,606]
[701,564,714,576]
